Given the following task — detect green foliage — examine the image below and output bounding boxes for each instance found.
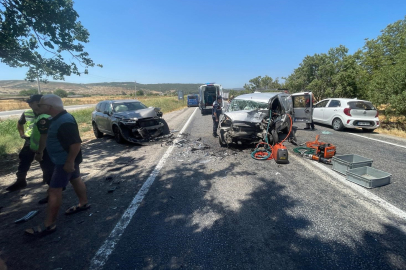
[68,91,76,95]
[19,88,38,96]
[0,0,102,82]
[360,17,406,116]
[281,16,406,117]
[136,90,144,96]
[244,75,283,92]
[0,119,22,156]
[54,89,68,98]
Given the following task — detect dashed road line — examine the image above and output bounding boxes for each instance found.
[89,107,198,270]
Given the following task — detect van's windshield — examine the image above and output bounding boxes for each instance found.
[229,99,268,111]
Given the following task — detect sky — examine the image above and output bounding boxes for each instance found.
[1,0,406,88]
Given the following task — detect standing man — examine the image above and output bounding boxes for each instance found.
[6,95,39,192]
[212,95,223,137]
[25,94,90,236]
[304,95,315,130]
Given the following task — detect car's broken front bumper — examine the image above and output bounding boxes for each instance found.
[118,118,164,142]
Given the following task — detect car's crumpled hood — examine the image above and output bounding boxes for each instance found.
[113,107,157,120]
[224,110,267,124]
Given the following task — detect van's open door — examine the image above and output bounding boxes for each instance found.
[291,92,313,123]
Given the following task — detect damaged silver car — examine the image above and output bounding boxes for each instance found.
[92,99,170,143]
[218,92,311,146]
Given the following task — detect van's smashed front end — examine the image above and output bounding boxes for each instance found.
[218,95,293,146]
[218,111,268,146]
[113,107,170,143]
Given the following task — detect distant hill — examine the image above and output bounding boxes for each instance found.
[0,80,207,96]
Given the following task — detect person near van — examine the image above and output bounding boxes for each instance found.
[212,96,223,137]
[304,95,315,130]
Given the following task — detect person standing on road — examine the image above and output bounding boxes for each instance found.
[212,96,223,137]
[25,94,90,236]
[6,95,40,192]
[304,95,315,130]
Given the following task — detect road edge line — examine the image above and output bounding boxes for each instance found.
[290,153,406,220]
[348,133,406,149]
[89,107,198,270]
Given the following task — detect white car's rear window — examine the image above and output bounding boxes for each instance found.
[348,101,375,110]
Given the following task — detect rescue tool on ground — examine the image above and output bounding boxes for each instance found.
[293,135,337,164]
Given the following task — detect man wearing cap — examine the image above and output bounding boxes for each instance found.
[212,96,223,137]
[6,95,53,192]
[25,94,89,236]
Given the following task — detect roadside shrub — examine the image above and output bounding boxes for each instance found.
[54,89,68,98]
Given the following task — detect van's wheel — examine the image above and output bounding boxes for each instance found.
[332,118,344,131]
[159,119,170,135]
[362,128,375,133]
[113,126,124,144]
[92,122,103,138]
[271,130,279,145]
[219,130,227,147]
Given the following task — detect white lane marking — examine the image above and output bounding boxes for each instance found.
[290,154,406,221]
[89,108,198,270]
[349,133,406,149]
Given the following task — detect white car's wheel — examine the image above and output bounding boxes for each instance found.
[332,118,344,131]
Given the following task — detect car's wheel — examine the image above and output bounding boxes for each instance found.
[332,118,344,131]
[159,119,170,135]
[113,126,124,144]
[362,128,375,133]
[92,122,103,138]
[268,129,279,145]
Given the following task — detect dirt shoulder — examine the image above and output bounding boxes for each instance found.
[0,107,195,270]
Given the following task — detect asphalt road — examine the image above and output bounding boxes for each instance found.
[1,107,406,270]
[97,108,406,270]
[0,104,96,119]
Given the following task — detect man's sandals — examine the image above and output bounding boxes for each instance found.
[25,224,57,237]
[65,204,91,215]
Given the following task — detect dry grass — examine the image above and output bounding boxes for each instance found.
[0,95,169,111]
[376,127,406,138]
[376,114,406,138]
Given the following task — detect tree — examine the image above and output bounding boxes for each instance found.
[136,90,144,96]
[0,0,102,82]
[54,89,68,98]
[249,76,262,90]
[19,88,37,96]
[360,16,406,116]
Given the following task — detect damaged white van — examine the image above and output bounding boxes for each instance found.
[218,92,313,146]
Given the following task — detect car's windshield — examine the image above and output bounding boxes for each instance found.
[229,99,268,111]
[112,102,147,112]
[348,101,376,110]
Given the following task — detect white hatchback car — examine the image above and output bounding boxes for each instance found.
[312,98,380,132]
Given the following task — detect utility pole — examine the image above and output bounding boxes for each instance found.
[134,80,136,99]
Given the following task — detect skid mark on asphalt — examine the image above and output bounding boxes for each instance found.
[89,108,198,270]
[349,133,406,149]
[291,154,406,233]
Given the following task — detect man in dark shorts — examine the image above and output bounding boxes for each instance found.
[25,94,90,236]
